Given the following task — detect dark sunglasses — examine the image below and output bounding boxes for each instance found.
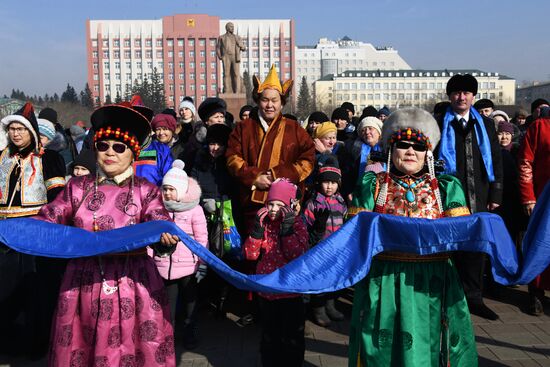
[95,141,128,154]
[394,141,427,152]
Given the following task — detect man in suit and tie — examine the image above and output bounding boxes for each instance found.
[435,73,504,320]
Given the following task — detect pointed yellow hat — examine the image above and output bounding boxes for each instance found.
[254,65,293,96]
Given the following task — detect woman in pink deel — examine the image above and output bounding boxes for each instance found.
[36,104,177,367]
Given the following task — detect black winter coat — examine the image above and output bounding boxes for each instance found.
[434,114,503,213]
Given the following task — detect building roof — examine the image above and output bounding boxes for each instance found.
[322,69,513,80]
[517,80,550,90]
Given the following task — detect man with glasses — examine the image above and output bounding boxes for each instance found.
[435,74,503,320]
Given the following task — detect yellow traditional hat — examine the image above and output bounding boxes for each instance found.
[253,65,293,97]
[313,121,337,139]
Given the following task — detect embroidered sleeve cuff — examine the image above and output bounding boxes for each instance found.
[45,176,66,190]
[443,206,470,217]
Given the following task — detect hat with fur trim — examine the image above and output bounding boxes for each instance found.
[206,124,232,145]
[198,97,227,123]
[446,74,478,96]
[179,98,196,118]
[0,102,41,152]
[381,108,441,151]
[489,110,510,122]
[474,98,494,111]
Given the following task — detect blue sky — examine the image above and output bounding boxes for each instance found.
[1,0,549,96]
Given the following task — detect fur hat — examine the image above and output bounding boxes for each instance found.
[151,113,177,133]
[358,116,383,135]
[161,108,178,121]
[381,108,441,151]
[341,102,355,115]
[489,110,510,122]
[37,118,56,141]
[474,98,494,111]
[267,178,297,207]
[206,124,232,145]
[198,97,227,123]
[162,160,190,202]
[317,155,341,183]
[313,122,337,139]
[361,106,379,118]
[179,98,196,118]
[0,102,41,152]
[446,74,478,96]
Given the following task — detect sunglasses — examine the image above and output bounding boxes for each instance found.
[95,141,128,154]
[394,141,427,152]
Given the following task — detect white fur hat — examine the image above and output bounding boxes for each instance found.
[162,160,189,201]
[381,108,441,151]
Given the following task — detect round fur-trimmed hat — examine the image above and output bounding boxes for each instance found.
[0,102,41,152]
[446,74,478,96]
[381,108,441,151]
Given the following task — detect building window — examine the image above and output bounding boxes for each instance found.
[252,38,258,46]
[200,73,205,80]
[210,39,216,46]
[200,84,206,91]
[190,73,195,80]
[253,50,258,57]
[190,84,195,91]
[211,74,216,80]
[189,51,195,58]
[124,50,131,58]
[92,39,98,47]
[113,39,120,47]
[147,61,153,69]
[253,61,259,69]
[126,74,132,81]
[104,73,110,80]
[188,39,194,46]
[168,62,173,69]
[285,72,290,79]
[178,62,184,69]
[115,73,121,80]
[211,84,217,91]
[210,51,216,57]
[263,61,269,68]
[93,74,99,81]
[94,85,99,92]
[102,39,108,47]
[169,95,174,102]
[210,62,216,69]
[178,50,184,58]
[169,84,174,91]
[104,62,110,69]
[135,50,142,58]
[178,39,184,46]
[200,50,205,57]
[156,40,163,47]
[168,74,173,80]
[134,39,141,47]
[146,50,152,58]
[274,50,280,57]
[145,39,152,47]
[114,51,120,59]
[168,51,173,57]
[136,61,142,69]
[190,62,195,68]
[93,51,98,58]
[179,85,185,91]
[274,39,280,47]
[93,63,98,70]
[284,50,290,57]
[156,51,162,58]
[179,73,184,80]
[103,51,109,58]
[285,62,290,68]
[199,39,205,46]
[263,50,269,57]
[284,38,290,46]
[115,62,120,69]
[200,61,205,68]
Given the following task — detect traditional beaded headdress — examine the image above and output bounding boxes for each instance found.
[93,126,141,157]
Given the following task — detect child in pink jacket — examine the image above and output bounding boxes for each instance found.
[150,159,208,349]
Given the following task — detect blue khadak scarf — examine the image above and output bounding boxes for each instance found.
[438,106,495,182]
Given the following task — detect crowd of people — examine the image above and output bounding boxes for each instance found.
[0,65,549,367]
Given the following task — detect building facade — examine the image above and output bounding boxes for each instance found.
[86,15,294,107]
[296,37,411,88]
[516,81,550,110]
[314,69,516,113]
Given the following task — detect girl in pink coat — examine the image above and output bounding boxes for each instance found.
[150,159,208,349]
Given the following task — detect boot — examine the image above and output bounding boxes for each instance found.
[312,306,331,327]
[529,295,544,316]
[325,299,344,321]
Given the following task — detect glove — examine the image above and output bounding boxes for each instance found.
[312,208,330,234]
[202,199,217,214]
[279,206,296,237]
[250,207,269,239]
[195,264,207,283]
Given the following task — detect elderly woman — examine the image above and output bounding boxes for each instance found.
[0,103,66,357]
[36,104,177,367]
[341,116,384,202]
[347,108,477,367]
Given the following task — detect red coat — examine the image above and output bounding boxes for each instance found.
[244,215,309,300]
[518,117,550,204]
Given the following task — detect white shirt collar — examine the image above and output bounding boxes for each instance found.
[454,110,470,123]
[258,114,270,132]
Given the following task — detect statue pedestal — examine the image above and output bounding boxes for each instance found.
[220,93,247,123]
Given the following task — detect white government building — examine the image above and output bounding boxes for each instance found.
[314,69,516,112]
